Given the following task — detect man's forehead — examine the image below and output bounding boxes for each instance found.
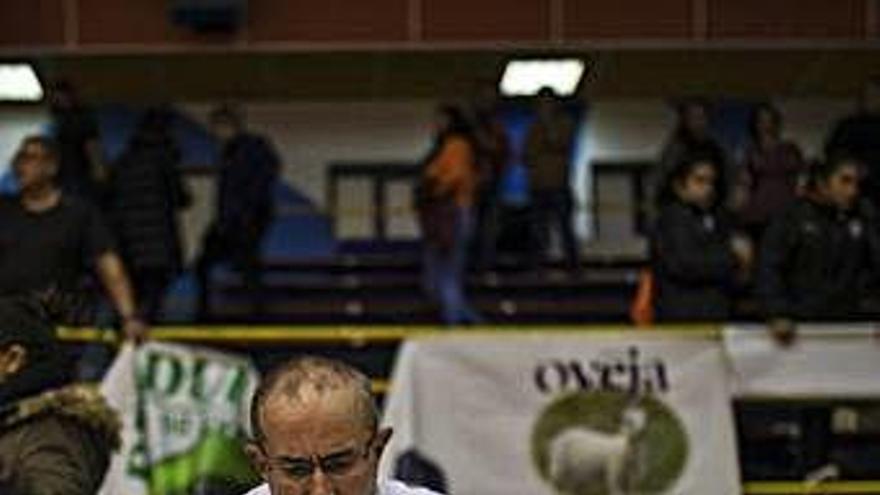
[260,390,371,453]
[262,387,364,429]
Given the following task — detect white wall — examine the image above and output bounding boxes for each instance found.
[0,106,49,177]
[180,101,438,248]
[181,101,438,207]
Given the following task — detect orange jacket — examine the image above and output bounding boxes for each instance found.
[425,135,479,208]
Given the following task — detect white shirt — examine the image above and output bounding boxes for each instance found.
[243,480,442,495]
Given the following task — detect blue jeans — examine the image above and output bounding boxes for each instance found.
[423,207,482,325]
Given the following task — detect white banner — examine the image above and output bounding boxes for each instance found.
[100,342,141,495]
[99,342,260,495]
[725,324,880,398]
[381,333,740,495]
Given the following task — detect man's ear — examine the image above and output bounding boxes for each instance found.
[374,427,393,457]
[244,441,270,480]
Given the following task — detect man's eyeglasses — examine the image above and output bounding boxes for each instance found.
[260,433,376,483]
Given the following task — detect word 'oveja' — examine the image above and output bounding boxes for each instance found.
[534,347,669,395]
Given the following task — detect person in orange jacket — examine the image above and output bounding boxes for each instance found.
[416,106,483,325]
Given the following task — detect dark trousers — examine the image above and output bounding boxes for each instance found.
[529,188,580,270]
[195,222,267,320]
[130,267,173,323]
[472,184,501,271]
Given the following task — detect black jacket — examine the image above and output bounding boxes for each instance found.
[757,197,880,320]
[217,133,280,232]
[109,133,188,273]
[652,201,736,321]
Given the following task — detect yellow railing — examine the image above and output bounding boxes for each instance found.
[57,324,721,344]
[743,481,880,494]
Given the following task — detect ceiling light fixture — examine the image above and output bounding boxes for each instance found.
[499,59,585,97]
[0,64,43,102]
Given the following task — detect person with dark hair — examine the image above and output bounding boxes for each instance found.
[825,78,880,208]
[107,108,191,322]
[652,153,753,321]
[416,105,482,325]
[524,87,580,272]
[737,103,808,241]
[0,135,147,341]
[469,95,510,273]
[655,99,729,209]
[48,79,106,201]
[196,105,281,320]
[0,296,120,494]
[242,355,441,495]
[757,154,880,341]
[755,155,880,475]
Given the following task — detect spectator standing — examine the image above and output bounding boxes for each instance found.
[416,106,482,325]
[0,135,147,341]
[737,103,808,242]
[524,88,580,272]
[196,105,280,320]
[758,154,880,334]
[655,99,729,209]
[755,155,880,477]
[107,109,191,322]
[652,153,752,321]
[48,80,106,202]
[470,98,510,272]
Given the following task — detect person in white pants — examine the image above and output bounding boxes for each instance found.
[243,356,442,495]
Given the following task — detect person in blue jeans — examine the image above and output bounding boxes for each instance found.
[417,106,482,325]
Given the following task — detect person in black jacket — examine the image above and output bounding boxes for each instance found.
[195,105,281,320]
[108,109,190,322]
[47,80,106,203]
[755,154,880,476]
[652,153,753,322]
[757,153,880,341]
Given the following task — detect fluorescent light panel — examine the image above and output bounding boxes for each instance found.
[499,59,585,97]
[0,64,43,102]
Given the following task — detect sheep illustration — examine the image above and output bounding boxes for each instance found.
[546,406,648,495]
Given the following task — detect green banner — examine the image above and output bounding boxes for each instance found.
[101,342,261,495]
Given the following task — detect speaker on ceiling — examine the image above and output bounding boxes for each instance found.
[169,0,246,32]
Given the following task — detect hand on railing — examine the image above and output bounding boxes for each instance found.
[768,318,797,348]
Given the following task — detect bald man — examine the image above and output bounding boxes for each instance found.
[243,356,442,495]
